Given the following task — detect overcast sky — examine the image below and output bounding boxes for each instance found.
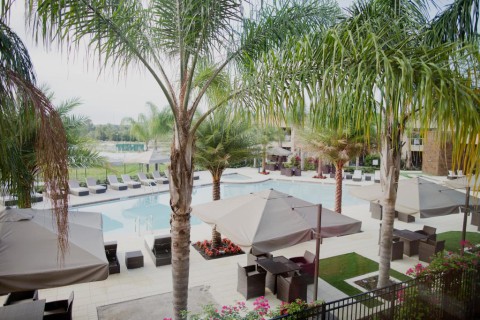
[11,0,449,124]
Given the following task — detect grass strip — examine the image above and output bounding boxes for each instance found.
[436,231,480,252]
[319,252,411,307]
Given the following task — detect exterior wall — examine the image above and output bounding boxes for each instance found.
[422,131,452,176]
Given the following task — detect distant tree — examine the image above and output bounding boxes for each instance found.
[255,126,285,173]
[195,108,255,247]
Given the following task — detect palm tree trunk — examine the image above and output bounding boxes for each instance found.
[317,158,323,176]
[169,126,195,319]
[334,162,343,213]
[377,131,401,288]
[211,174,222,248]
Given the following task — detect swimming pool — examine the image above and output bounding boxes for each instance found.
[77,180,367,236]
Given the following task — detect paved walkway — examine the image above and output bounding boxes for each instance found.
[2,168,476,319]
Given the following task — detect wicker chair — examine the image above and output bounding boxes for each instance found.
[151,235,172,266]
[104,241,120,274]
[276,272,308,303]
[419,239,445,263]
[415,225,437,241]
[43,291,74,320]
[391,238,404,261]
[237,264,266,300]
[246,248,273,266]
[289,251,316,284]
[3,290,39,306]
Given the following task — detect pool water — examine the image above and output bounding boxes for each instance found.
[77,180,367,236]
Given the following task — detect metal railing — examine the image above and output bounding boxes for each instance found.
[272,269,479,320]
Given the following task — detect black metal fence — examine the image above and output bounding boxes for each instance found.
[272,269,479,320]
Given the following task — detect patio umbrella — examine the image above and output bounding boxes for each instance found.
[192,189,361,253]
[0,208,108,294]
[349,177,478,218]
[266,146,292,156]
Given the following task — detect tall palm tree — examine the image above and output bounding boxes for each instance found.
[26,1,339,316]
[122,103,173,151]
[195,109,254,247]
[299,127,364,213]
[255,125,286,173]
[0,18,69,255]
[249,0,480,288]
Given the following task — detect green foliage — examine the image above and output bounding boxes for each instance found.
[363,154,380,167]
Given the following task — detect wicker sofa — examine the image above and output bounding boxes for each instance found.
[144,234,172,267]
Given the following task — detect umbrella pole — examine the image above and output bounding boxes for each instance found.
[461,186,470,256]
[314,204,322,301]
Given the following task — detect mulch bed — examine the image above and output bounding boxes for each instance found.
[192,241,244,261]
[354,275,396,291]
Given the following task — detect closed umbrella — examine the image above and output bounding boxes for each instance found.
[0,208,108,294]
[350,177,478,218]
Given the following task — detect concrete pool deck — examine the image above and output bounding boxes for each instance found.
[2,168,476,319]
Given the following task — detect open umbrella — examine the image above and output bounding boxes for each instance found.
[266,146,292,156]
[349,177,478,218]
[0,208,108,294]
[192,189,361,253]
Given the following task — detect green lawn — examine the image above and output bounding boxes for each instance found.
[319,252,411,298]
[437,231,480,252]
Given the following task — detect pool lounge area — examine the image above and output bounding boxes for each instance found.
[3,167,477,319]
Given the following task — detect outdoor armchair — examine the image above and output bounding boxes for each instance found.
[43,291,74,320]
[152,171,169,185]
[121,174,141,189]
[3,290,39,306]
[137,172,156,186]
[247,248,273,266]
[85,177,107,194]
[107,175,127,191]
[415,225,437,241]
[237,264,266,300]
[419,239,445,263]
[68,180,89,196]
[289,250,316,284]
[391,238,404,261]
[276,272,308,303]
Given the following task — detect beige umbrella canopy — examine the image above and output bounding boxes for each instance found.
[0,208,108,294]
[266,146,292,156]
[350,177,478,218]
[192,189,362,253]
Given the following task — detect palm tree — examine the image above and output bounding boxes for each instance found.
[26,1,339,316]
[299,127,364,213]
[122,103,173,151]
[0,18,69,255]
[250,0,480,288]
[195,109,254,247]
[255,126,285,173]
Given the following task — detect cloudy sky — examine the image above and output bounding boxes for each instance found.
[11,0,449,124]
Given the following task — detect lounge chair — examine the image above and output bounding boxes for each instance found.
[137,172,156,186]
[107,175,128,191]
[352,170,363,182]
[121,174,141,189]
[457,170,464,177]
[447,170,457,180]
[104,241,120,274]
[1,193,17,206]
[152,171,169,185]
[43,291,74,320]
[144,234,172,266]
[31,192,43,203]
[374,170,381,183]
[85,177,107,194]
[68,180,89,196]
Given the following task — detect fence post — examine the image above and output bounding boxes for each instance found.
[389,283,396,319]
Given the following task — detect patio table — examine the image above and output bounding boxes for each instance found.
[256,256,301,293]
[393,229,429,256]
[0,299,45,320]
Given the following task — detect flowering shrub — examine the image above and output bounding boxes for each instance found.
[181,297,323,319]
[194,238,243,257]
[406,240,480,278]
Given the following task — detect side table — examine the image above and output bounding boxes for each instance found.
[125,250,144,269]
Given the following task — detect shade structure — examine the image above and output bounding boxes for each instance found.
[124,150,170,165]
[350,177,478,218]
[192,189,362,253]
[266,146,291,156]
[445,176,480,192]
[0,208,108,294]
